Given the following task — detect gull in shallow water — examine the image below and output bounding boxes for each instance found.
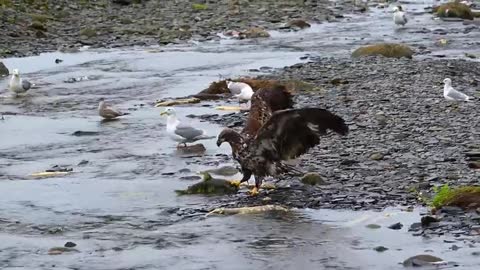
[226,80,254,108]
[443,78,474,102]
[98,98,129,120]
[8,69,34,96]
[393,6,408,27]
[160,107,215,147]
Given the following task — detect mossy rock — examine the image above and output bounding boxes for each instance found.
[79,28,97,38]
[352,43,414,59]
[29,21,47,32]
[175,173,239,195]
[432,185,480,210]
[192,3,207,10]
[240,27,270,39]
[301,172,327,186]
[436,1,474,20]
[0,61,9,76]
[30,13,53,24]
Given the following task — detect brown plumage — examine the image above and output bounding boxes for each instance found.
[242,84,293,137]
[217,86,348,193]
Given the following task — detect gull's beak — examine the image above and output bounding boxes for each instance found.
[160,111,168,116]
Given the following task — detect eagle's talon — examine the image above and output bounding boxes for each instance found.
[249,187,259,196]
[228,180,242,187]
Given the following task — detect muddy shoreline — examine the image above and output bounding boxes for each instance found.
[0,0,354,58]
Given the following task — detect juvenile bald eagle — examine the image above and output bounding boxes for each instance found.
[217,87,348,195]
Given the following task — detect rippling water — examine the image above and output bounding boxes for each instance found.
[1,1,479,269]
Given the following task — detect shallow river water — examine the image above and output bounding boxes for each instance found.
[1,1,479,269]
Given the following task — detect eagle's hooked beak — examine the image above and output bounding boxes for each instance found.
[216,137,224,147]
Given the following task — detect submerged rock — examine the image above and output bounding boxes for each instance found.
[352,43,414,59]
[402,254,445,267]
[175,173,238,195]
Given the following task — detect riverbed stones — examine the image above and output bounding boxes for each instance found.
[1,0,346,58]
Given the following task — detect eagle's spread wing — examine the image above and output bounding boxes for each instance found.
[251,108,348,160]
[242,85,293,137]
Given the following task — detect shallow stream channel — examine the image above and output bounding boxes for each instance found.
[1,1,479,269]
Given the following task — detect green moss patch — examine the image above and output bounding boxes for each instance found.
[431,184,480,209]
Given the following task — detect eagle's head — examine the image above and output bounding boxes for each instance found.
[216,128,244,147]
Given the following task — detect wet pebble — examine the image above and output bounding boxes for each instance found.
[373,246,388,252]
[388,222,403,230]
[64,242,77,248]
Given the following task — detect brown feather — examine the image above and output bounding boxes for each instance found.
[251,108,348,161]
[242,85,293,138]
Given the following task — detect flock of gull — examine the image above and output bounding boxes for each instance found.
[4,4,476,195]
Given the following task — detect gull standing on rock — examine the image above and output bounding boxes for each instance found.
[443,78,474,102]
[98,98,130,120]
[226,80,254,108]
[160,108,215,147]
[8,69,34,96]
[393,6,408,27]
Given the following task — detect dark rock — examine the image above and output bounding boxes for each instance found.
[71,131,100,136]
[373,246,388,252]
[421,216,439,227]
[77,160,89,166]
[388,222,403,230]
[64,242,76,248]
[366,224,381,229]
[0,62,8,76]
[55,59,63,64]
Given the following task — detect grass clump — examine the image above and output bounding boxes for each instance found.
[192,3,207,11]
[30,13,53,23]
[79,27,97,38]
[352,43,414,59]
[435,1,473,20]
[431,184,480,209]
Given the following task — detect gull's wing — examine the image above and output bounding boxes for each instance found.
[447,88,470,101]
[402,13,407,23]
[175,123,204,140]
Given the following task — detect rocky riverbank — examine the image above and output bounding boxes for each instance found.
[0,0,354,58]
[192,56,480,237]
